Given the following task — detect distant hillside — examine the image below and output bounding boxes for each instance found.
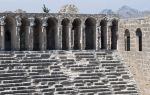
[101,5,150,18]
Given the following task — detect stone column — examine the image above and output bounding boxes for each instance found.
[107,21,112,50]
[79,23,84,50]
[71,29,74,49]
[55,21,62,50]
[26,17,35,51]
[82,23,86,50]
[15,16,22,51]
[67,23,72,50]
[58,22,62,50]
[95,22,99,50]
[97,26,101,50]
[0,16,6,50]
[40,17,48,51]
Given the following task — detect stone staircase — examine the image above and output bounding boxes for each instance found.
[0,50,138,95]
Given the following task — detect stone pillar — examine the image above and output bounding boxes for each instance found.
[55,21,62,50]
[15,16,22,51]
[95,22,99,50]
[82,24,86,50]
[71,29,74,49]
[107,21,112,50]
[40,17,48,51]
[26,17,35,51]
[79,23,84,50]
[68,23,72,50]
[97,26,101,50]
[58,22,62,50]
[0,16,6,50]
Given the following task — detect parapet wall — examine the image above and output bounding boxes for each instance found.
[118,17,150,95]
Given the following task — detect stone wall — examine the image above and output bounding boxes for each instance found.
[118,17,150,95]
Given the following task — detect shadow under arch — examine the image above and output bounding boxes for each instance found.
[4,16,16,51]
[85,17,96,50]
[33,18,41,51]
[46,17,58,50]
[72,18,82,50]
[100,19,107,49]
[124,29,130,51]
[61,18,70,50]
[136,28,142,51]
[111,19,118,50]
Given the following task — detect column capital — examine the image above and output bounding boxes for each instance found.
[41,17,48,27]
[28,17,35,27]
[15,16,22,27]
[107,21,113,27]
[0,16,6,26]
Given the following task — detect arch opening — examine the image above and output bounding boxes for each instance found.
[100,20,107,49]
[136,28,142,51]
[46,18,58,50]
[61,18,70,50]
[33,18,41,51]
[111,20,118,50]
[4,17,15,51]
[85,18,96,50]
[72,18,81,50]
[124,29,130,51]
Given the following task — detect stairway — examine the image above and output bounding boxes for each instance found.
[0,50,138,95]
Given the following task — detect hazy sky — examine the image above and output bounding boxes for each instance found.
[0,0,149,13]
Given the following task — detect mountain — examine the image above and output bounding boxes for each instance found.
[101,9,115,15]
[101,5,150,18]
[117,6,142,18]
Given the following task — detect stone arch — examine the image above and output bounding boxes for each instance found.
[124,29,130,51]
[33,18,41,51]
[4,16,16,51]
[72,18,81,49]
[20,18,28,50]
[61,18,70,50]
[136,28,142,51]
[100,19,107,49]
[46,17,58,50]
[85,17,96,50]
[111,19,118,50]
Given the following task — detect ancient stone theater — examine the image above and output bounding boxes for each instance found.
[0,4,149,95]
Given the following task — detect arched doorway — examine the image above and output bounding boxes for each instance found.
[33,18,41,51]
[111,19,118,50]
[100,20,107,49]
[46,18,58,50]
[136,28,142,51]
[72,18,81,50]
[85,18,96,50]
[4,17,16,51]
[124,29,130,51]
[61,18,70,50]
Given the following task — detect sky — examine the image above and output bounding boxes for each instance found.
[0,0,149,13]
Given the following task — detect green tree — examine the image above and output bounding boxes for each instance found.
[42,4,50,13]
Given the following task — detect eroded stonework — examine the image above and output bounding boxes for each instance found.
[0,12,150,95]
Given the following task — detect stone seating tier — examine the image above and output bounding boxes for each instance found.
[0,51,138,95]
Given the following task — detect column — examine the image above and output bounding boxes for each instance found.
[26,17,35,50]
[40,17,48,51]
[15,16,22,50]
[79,23,83,50]
[107,21,112,50]
[55,21,62,50]
[95,22,99,50]
[97,26,101,50]
[0,16,6,50]
[68,23,72,50]
[82,23,86,50]
[71,29,74,49]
